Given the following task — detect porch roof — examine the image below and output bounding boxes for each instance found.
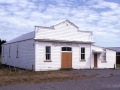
[92,49,106,53]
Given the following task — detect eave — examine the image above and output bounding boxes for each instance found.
[34,38,94,44]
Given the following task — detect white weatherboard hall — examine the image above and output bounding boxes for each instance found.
[2,20,116,71]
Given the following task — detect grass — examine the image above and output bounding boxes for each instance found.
[0,66,97,86]
[0,55,97,86]
[116,64,120,68]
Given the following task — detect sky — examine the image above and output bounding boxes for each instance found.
[0,0,120,47]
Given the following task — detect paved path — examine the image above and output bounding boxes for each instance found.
[0,69,120,90]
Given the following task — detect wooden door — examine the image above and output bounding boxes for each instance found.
[94,54,97,67]
[116,56,120,64]
[61,52,72,68]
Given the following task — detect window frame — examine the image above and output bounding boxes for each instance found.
[9,46,10,58]
[44,46,51,62]
[61,47,72,52]
[2,47,4,57]
[80,47,86,61]
[16,45,19,58]
[101,52,107,63]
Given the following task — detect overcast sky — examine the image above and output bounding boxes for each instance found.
[0,0,120,47]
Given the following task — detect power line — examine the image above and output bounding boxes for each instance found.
[72,0,101,18]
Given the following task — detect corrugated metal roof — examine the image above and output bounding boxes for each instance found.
[92,49,106,53]
[93,45,116,51]
[5,31,35,44]
[106,47,120,52]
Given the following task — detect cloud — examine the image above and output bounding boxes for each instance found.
[0,0,120,46]
[0,0,17,4]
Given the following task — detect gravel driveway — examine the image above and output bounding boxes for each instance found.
[0,69,120,90]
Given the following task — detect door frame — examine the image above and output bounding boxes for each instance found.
[94,53,97,67]
[61,47,72,69]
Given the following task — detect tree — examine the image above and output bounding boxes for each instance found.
[0,39,6,54]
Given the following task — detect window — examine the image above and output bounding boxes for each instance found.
[81,47,85,60]
[62,47,72,51]
[101,52,106,63]
[67,47,72,51]
[103,52,106,60]
[62,47,66,51]
[16,45,18,58]
[116,52,120,56]
[2,47,4,57]
[9,46,10,58]
[45,46,51,60]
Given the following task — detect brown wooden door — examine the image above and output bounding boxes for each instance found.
[61,52,72,68]
[116,56,120,64]
[94,54,97,67]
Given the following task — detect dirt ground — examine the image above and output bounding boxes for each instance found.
[0,69,120,90]
[0,67,97,86]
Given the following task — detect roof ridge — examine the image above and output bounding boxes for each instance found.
[54,20,79,29]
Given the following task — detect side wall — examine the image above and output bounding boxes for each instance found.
[2,39,35,70]
[92,46,116,68]
[35,41,92,71]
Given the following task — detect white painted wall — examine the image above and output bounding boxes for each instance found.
[72,44,91,69]
[2,39,35,70]
[35,41,61,71]
[2,40,116,71]
[35,21,92,42]
[92,46,116,68]
[35,41,92,71]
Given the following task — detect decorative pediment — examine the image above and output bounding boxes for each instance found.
[54,20,79,29]
[34,20,93,43]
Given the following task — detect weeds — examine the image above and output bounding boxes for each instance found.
[0,66,97,86]
[0,55,97,86]
[116,64,120,68]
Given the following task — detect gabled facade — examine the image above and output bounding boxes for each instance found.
[2,20,116,71]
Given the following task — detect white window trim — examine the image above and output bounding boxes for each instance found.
[2,47,4,57]
[16,45,19,58]
[44,46,51,62]
[80,47,86,61]
[61,47,72,52]
[101,52,107,63]
[9,46,10,58]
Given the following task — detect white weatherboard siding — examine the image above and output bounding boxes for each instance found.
[2,39,35,70]
[35,21,92,42]
[2,44,8,64]
[72,44,91,69]
[2,20,116,71]
[35,41,92,71]
[35,41,61,71]
[92,46,116,68]
[100,49,116,68]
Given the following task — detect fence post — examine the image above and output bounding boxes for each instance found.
[9,65,11,72]
[14,66,16,72]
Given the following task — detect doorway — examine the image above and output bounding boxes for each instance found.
[61,47,72,68]
[94,54,97,67]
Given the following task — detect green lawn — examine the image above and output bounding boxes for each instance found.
[116,64,120,68]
